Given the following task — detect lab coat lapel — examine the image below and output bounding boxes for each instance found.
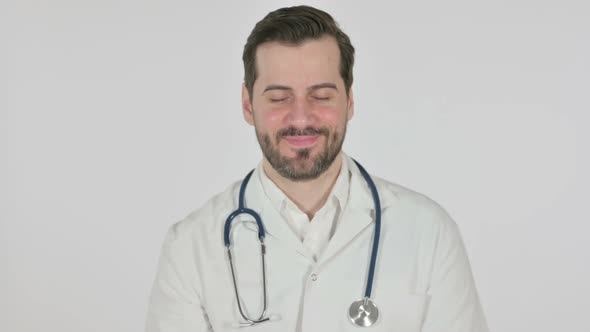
[243,168,316,262]
[319,157,376,264]
[260,199,315,260]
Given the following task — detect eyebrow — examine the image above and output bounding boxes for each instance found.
[262,82,339,94]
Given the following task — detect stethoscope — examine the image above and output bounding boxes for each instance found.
[223,160,381,328]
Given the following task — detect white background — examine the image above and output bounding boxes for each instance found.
[2,0,589,331]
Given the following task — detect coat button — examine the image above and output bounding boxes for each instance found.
[310,273,318,281]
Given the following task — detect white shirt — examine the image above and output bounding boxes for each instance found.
[258,155,350,261]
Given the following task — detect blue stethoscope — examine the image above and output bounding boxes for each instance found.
[224,159,381,328]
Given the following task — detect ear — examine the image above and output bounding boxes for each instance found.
[242,83,255,126]
[346,88,355,121]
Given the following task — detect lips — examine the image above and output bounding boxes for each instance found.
[283,135,319,148]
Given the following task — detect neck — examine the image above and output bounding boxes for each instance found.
[262,152,343,220]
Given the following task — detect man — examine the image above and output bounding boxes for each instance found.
[146,5,488,332]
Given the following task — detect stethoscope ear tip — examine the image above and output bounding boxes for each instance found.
[231,314,281,328]
[231,321,252,329]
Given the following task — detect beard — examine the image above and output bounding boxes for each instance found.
[255,124,346,181]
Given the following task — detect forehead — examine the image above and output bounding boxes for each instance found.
[254,36,342,88]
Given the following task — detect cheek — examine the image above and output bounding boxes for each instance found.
[265,110,285,124]
[317,106,346,127]
[253,106,285,132]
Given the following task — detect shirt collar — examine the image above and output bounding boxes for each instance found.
[257,153,351,212]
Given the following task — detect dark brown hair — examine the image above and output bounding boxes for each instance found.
[242,5,355,99]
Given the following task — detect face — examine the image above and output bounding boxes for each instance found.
[242,35,354,181]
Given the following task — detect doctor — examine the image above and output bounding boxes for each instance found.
[146,5,489,332]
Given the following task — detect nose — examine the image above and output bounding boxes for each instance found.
[285,98,316,128]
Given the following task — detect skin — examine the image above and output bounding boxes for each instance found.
[242,35,354,219]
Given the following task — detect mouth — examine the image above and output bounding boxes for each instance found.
[282,135,319,148]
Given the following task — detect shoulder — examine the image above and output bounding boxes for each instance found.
[346,155,451,223]
[372,176,441,210]
[165,179,242,243]
[371,175,458,231]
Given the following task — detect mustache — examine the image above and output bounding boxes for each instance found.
[276,127,329,140]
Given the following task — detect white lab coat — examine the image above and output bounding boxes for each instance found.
[146,155,489,332]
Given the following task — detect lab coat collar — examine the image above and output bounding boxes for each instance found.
[318,155,383,264]
[243,170,310,259]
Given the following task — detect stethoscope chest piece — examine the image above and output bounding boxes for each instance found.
[348,298,379,327]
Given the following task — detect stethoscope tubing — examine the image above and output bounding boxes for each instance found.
[351,160,381,299]
[224,170,265,247]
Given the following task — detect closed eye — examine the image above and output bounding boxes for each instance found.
[270,97,288,103]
